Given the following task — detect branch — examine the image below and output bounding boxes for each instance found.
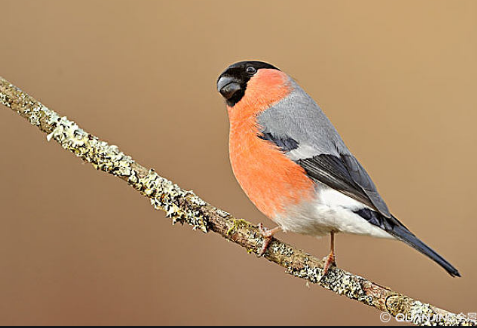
[0,76,473,326]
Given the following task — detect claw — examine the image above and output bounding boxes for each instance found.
[322,251,336,276]
[322,231,337,276]
[257,223,281,256]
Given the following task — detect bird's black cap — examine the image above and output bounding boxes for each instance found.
[217,61,279,107]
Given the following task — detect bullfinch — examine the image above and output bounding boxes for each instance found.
[217,60,460,277]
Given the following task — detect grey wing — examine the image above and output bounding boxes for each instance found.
[257,79,391,218]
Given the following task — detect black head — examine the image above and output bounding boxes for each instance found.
[217,61,279,107]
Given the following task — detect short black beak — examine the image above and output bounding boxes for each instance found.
[217,76,242,100]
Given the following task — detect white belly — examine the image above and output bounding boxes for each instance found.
[272,186,394,239]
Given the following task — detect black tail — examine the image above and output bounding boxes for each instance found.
[354,209,461,277]
[389,224,461,277]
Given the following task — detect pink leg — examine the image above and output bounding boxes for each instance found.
[258,223,282,256]
[323,232,337,276]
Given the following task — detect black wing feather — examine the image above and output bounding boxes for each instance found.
[296,155,380,212]
[340,155,391,217]
[297,154,391,218]
[258,132,299,152]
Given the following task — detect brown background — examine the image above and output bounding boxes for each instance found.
[0,0,476,325]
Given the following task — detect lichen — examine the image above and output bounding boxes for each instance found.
[149,178,209,233]
[226,218,249,235]
[270,241,294,257]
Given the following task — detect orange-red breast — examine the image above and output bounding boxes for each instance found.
[217,60,460,277]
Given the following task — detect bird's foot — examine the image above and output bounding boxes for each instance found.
[257,223,281,256]
[322,251,336,276]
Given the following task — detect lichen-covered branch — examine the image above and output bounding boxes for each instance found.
[0,76,474,326]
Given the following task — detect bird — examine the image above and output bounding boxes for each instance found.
[216,60,460,277]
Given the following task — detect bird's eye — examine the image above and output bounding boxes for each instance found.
[246,66,257,75]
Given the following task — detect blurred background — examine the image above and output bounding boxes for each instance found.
[0,0,476,325]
